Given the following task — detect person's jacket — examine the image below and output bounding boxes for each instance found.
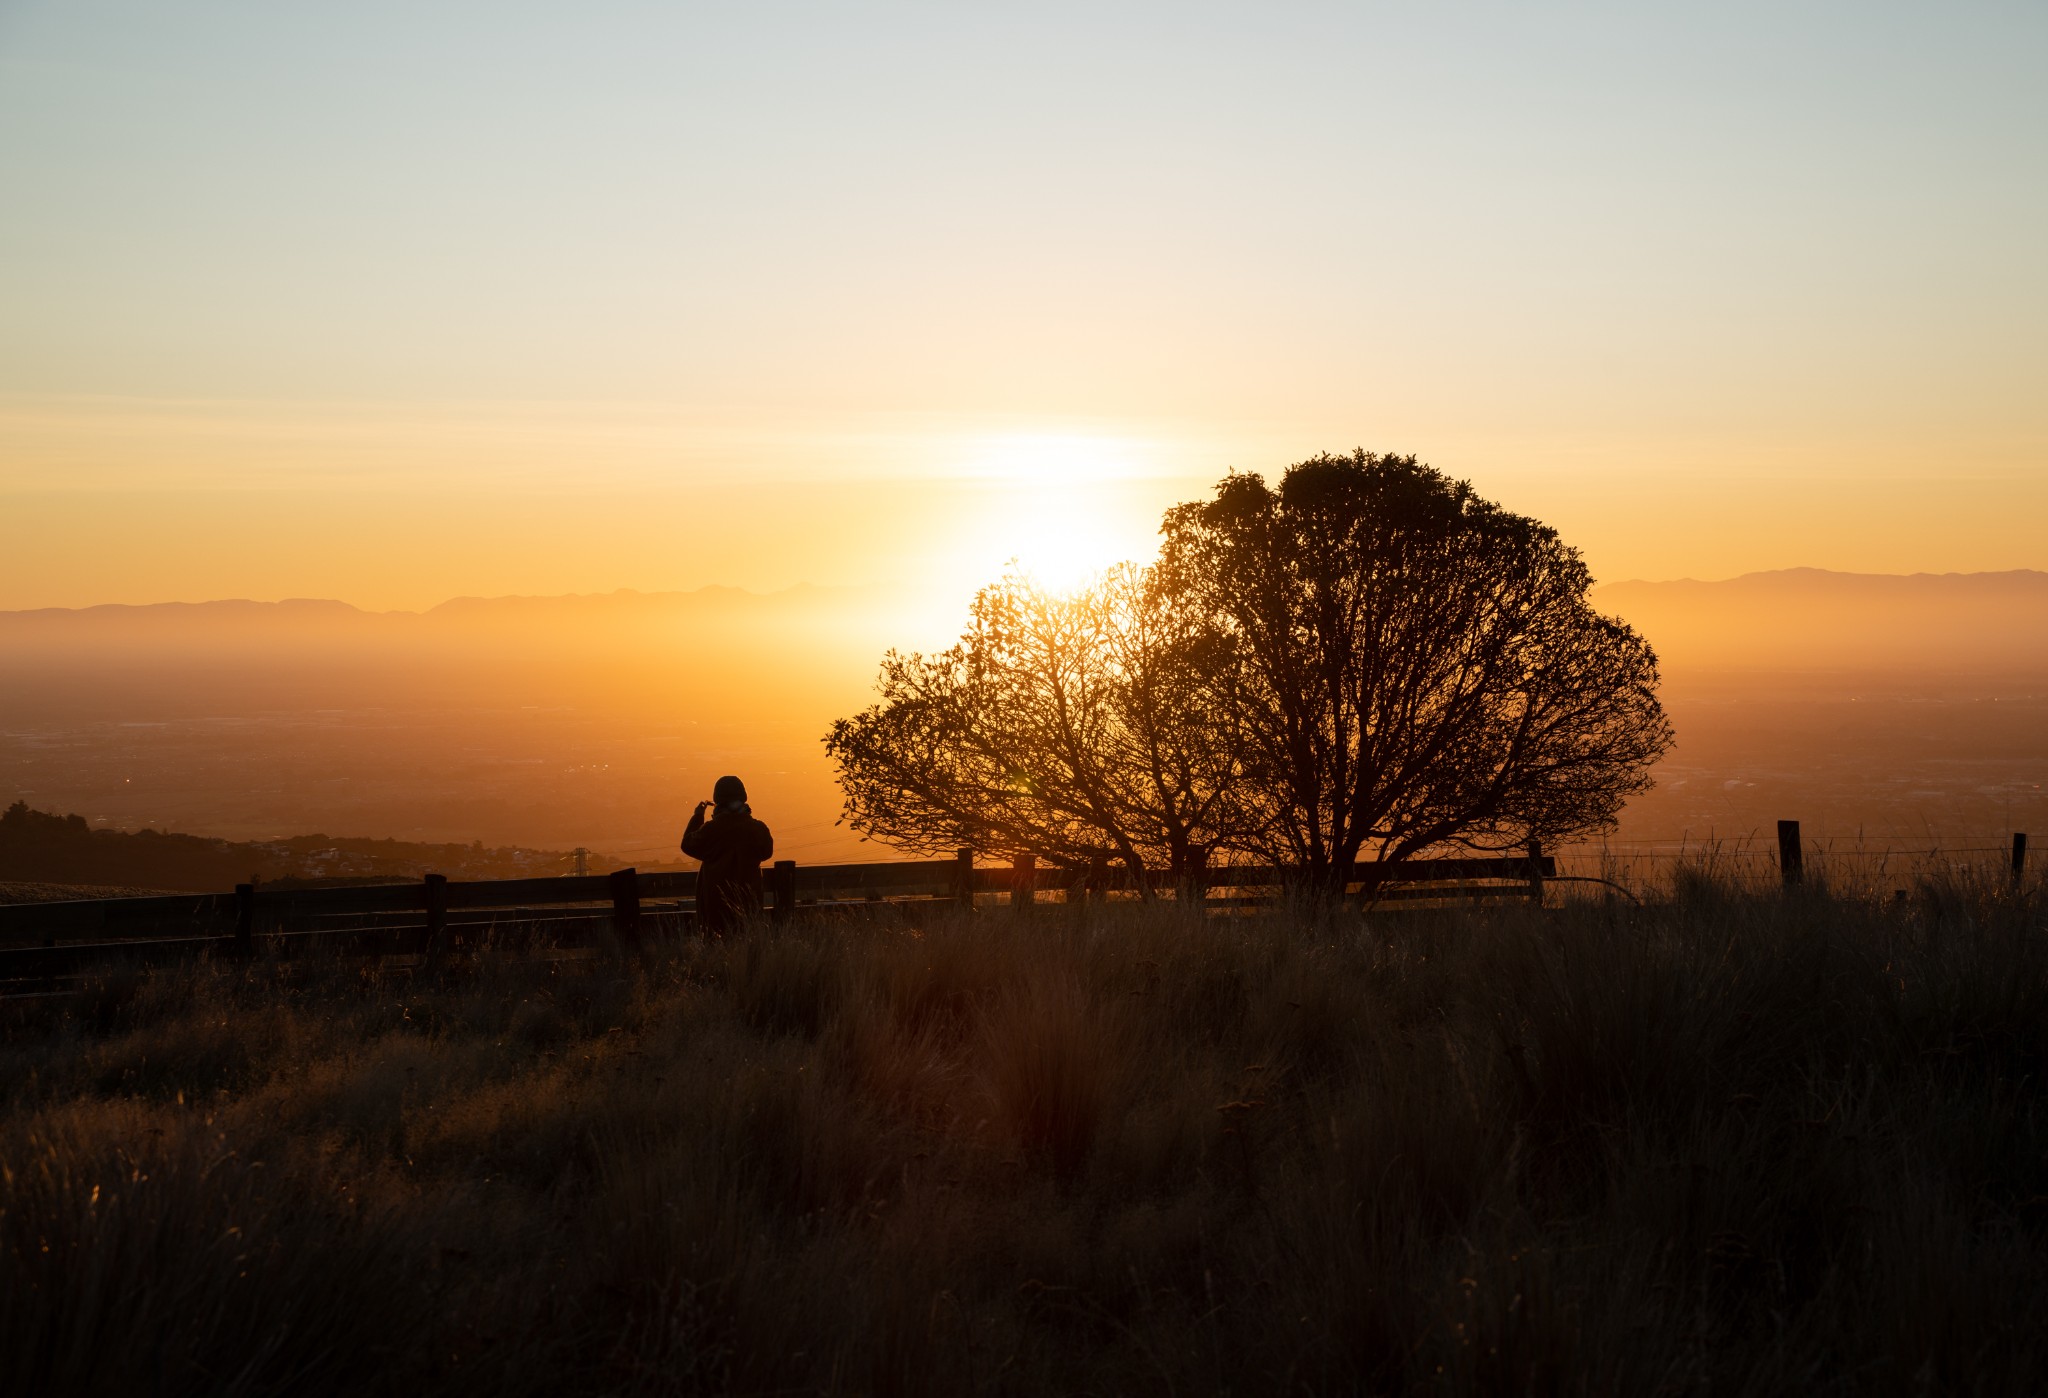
[682,805,774,933]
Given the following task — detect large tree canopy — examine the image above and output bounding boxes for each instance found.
[829,451,1672,888]
[1155,451,1673,881]
[823,566,1254,890]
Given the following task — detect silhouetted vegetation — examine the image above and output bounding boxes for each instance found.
[826,566,1256,889]
[4,874,2043,1395]
[829,455,1672,887]
[1159,453,1674,881]
[0,801,620,893]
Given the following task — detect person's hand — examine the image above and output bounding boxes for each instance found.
[694,800,712,817]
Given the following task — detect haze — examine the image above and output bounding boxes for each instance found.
[2,2,2044,870]
[4,574,2044,871]
[3,2,2045,611]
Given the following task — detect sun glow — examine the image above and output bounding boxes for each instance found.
[963,433,1152,485]
[951,434,1164,594]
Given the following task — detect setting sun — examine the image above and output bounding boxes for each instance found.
[985,486,1142,594]
[919,433,1178,595]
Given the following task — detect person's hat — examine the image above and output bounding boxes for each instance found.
[713,774,748,806]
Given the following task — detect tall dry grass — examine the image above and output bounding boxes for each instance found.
[3,870,2043,1396]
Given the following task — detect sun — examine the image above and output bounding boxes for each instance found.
[995,494,1130,593]
[957,433,1158,594]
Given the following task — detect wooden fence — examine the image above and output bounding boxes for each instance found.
[1,822,2027,987]
[0,848,1556,983]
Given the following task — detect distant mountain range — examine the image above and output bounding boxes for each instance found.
[0,584,896,644]
[3,570,2043,674]
[0,584,928,701]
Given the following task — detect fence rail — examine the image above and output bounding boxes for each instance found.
[0,847,1557,978]
[0,823,2028,985]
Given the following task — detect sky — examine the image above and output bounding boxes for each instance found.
[1,0,2043,612]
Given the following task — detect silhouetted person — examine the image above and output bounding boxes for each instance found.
[681,774,774,935]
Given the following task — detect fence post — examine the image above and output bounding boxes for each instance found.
[772,859,797,924]
[1012,854,1035,913]
[609,867,642,942]
[234,883,255,957]
[423,873,448,957]
[952,847,975,912]
[1080,853,1108,909]
[1777,821,1803,888]
[1525,839,1545,905]
[2015,833,2030,886]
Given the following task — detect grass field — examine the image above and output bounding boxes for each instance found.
[4,872,2044,1396]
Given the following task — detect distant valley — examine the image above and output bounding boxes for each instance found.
[3,572,2044,873]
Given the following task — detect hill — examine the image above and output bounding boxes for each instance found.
[0,585,915,861]
[0,802,641,892]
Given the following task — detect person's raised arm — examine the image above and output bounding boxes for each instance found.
[681,801,711,858]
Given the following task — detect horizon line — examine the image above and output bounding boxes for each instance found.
[7,564,2048,617]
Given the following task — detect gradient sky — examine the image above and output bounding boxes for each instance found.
[2,1,2043,611]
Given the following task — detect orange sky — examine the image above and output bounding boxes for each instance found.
[2,3,2043,611]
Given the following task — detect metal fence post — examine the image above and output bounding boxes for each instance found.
[2015,833,2030,886]
[1777,821,1803,888]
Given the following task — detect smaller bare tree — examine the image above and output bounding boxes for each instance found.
[824,566,1255,892]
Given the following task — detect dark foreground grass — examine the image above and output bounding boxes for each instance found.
[4,875,2045,1397]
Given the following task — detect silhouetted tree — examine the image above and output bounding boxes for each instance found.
[824,566,1255,891]
[1156,452,1672,885]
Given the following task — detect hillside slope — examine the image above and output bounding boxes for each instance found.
[0,802,638,891]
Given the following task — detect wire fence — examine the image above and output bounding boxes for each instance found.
[1551,832,2034,900]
